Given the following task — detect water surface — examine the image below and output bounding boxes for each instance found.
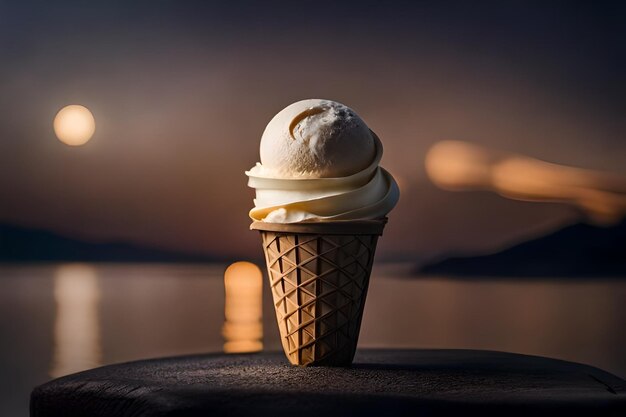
[1,263,624,416]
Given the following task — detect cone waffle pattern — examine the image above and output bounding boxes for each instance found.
[260,231,379,366]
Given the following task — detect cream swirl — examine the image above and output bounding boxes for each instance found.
[246,131,399,223]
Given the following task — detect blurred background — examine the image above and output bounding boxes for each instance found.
[1,1,625,416]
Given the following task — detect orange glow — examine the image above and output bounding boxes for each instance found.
[425,140,626,224]
[222,262,263,353]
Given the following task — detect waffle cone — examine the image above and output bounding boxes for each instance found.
[251,219,386,366]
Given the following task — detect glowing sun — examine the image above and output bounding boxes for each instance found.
[53,105,96,146]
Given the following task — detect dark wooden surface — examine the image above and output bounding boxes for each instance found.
[31,349,626,417]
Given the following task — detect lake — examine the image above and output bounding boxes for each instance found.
[1,263,625,416]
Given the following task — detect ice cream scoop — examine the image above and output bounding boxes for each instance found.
[246,99,399,223]
[259,99,376,178]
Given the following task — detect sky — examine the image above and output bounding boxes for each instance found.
[1,1,625,261]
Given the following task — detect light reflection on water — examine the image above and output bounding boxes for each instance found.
[0,263,625,416]
[222,262,263,353]
[50,264,101,378]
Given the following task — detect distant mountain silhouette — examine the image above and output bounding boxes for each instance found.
[0,224,218,263]
[419,221,626,277]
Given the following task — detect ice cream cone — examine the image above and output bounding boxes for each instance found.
[251,219,386,366]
